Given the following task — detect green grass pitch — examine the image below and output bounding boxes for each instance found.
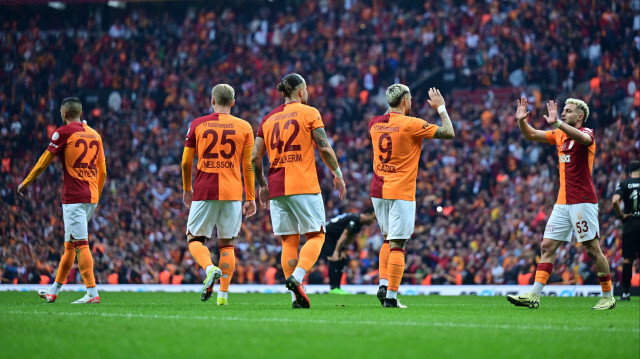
[1,292,638,359]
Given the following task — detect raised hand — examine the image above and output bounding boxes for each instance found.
[516,97,529,121]
[427,88,445,110]
[543,100,559,125]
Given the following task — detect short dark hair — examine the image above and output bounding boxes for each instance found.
[61,97,82,119]
[363,206,375,215]
[277,73,305,98]
[629,161,640,174]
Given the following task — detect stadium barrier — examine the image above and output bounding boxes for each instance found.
[0,284,604,297]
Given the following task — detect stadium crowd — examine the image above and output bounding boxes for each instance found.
[1,0,640,288]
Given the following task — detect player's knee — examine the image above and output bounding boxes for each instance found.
[187,236,206,244]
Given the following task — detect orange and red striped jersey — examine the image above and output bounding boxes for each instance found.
[185,113,254,201]
[369,112,438,201]
[256,102,323,198]
[46,122,105,204]
[545,128,597,204]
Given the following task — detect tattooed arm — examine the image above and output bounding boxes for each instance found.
[427,87,455,140]
[312,128,346,199]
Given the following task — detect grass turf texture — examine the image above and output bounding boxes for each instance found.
[1,292,638,359]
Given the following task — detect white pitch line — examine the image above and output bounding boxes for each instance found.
[4,310,638,333]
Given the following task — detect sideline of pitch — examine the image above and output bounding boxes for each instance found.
[0,284,606,297]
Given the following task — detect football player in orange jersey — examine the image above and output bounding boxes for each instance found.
[182,84,256,305]
[370,85,454,308]
[18,97,106,304]
[252,73,346,308]
[507,97,615,310]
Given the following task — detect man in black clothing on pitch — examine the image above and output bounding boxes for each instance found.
[612,161,640,301]
[321,208,376,294]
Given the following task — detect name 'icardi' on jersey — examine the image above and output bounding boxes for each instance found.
[545,128,598,204]
[47,122,105,204]
[185,113,254,201]
[256,102,323,198]
[369,112,438,201]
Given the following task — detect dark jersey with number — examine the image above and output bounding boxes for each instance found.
[614,177,640,233]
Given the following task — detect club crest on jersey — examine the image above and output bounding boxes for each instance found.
[577,212,583,221]
[561,140,574,151]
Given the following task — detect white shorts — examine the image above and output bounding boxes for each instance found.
[270,193,325,235]
[62,203,98,242]
[186,200,242,239]
[543,203,600,242]
[372,198,416,240]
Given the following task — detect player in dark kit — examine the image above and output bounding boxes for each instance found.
[612,161,640,301]
[321,208,376,294]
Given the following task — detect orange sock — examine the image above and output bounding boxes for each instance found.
[534,262,553,285]
[281,234,300,278]
[55,242,76,284]
[188,239,213,270]
[297,232,325,271]
[219,245,235,292]
[387,248,405,292]
[74,242,96,288]
[379,240,390,284]
[598,273,612,293]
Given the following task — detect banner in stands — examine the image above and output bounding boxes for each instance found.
[0,284,604,297]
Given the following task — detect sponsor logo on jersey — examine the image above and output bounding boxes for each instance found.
[559,154,571,163]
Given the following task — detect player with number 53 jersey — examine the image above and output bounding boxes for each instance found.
[508,97,615,311]
[182,84,256,305]
[370,85,455,309]
[18,97,106,304]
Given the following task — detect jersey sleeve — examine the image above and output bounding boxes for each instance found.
[580,127,595,145]
[307,108,324,131]
[614,182,624,196]
[46,127,70,155]
[409,117,437,139]
[185,122,197,148]
[545,130,557,145]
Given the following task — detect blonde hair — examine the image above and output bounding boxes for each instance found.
[386,84,410,107]
[211,84,235,107]
[566,98,589,123]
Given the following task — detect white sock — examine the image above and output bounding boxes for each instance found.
[218,291,228,300]
[205,265,214,275]
[291,291,297,302]
[379,279,388,287]
[602,291,613,298]
[386,290,397,299]
[49,282,63,295]
[87,287,98,297]
[532,282,544,296]
[292,267,306,283]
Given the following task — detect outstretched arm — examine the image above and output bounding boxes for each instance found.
[17,151,55,195]
[516,97,548,143]
[427,88,455,140]
[312,128,346,200]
